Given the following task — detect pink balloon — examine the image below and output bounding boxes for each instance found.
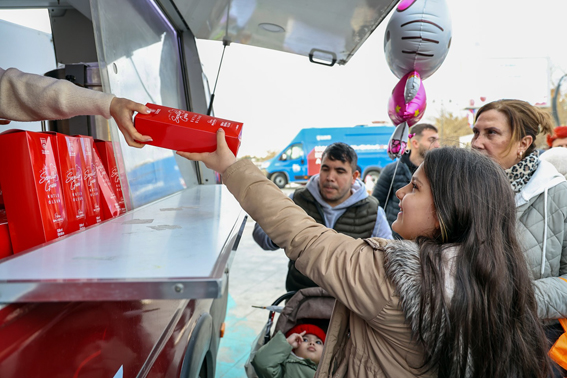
[387,70,427,127]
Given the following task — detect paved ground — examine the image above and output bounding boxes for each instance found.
[215,188,294,378]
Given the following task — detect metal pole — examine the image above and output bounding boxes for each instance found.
[552,74,567,126]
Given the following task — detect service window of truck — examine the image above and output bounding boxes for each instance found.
[0,0,400,377]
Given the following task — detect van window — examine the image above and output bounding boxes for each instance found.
[280,144,304,161]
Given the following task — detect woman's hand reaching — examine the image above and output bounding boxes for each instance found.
[176,128,236,175]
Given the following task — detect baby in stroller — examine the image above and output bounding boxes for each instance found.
[252,323,325,378]
[245,287,334,378]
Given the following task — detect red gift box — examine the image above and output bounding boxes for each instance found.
[0,130,68,253]
[93,148,121,220]
[75,135,102,227]
[0,208,13,259]
[45,133,88,233]
[134,103,243,156]
[94,140,127,215]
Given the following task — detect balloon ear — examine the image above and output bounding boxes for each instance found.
[387,122,410,160]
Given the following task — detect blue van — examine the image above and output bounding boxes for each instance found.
[261,125,396,188]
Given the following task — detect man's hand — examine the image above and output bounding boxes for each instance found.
[176,128,236,175]
[286,331,306,349]
[110,97,153,148]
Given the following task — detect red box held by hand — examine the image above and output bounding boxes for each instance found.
[134,103,243,156]
[0,130,68,253]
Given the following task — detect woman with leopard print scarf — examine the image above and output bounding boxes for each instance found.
[471,99,567,377]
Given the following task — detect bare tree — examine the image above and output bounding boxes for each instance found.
[432,109,472,147]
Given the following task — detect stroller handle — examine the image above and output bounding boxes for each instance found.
[263,291,297,344]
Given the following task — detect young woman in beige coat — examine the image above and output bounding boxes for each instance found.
[179,130,551,378]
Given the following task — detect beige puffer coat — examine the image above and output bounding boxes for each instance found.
[224,160,436,378]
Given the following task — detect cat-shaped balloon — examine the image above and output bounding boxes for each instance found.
[384,0,452,80]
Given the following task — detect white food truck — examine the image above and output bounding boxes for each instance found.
[0,0,398,377]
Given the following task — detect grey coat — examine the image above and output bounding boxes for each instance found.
[515,160,567,320]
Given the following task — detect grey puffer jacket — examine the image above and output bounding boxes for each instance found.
[515,159,567,320]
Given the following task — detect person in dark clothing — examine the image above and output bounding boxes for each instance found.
[372,123,439,238]
[253,142,392,291]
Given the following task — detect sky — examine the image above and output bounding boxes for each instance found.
[1,1,567,157]
[194,0,567,156]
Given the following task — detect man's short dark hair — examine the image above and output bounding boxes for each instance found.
[321,142,358,171]
[410,123,438,139]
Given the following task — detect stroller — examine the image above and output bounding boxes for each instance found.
[244,287,336,378]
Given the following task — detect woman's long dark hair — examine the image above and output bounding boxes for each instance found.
[417,147,550,378]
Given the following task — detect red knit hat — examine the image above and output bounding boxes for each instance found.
[285,324,326,343]
[547,126,567,147]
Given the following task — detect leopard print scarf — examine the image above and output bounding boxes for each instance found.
[505,150,540,193]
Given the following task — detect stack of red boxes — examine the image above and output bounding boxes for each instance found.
[0,105,243,258]
[0,130,127,256]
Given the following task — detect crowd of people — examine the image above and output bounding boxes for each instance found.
[2,66,567,378]
[179,99,567,378]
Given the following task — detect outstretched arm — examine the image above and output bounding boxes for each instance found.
[177,129,396,321]
[0,67,152,148]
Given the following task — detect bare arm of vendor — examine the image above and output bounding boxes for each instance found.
[0,67,152,148]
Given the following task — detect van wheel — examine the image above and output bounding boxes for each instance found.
[271,173,288,189]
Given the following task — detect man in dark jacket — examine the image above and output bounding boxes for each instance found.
[372,123,440,238]
[253,142,392,291]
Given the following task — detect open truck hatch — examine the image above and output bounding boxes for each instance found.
[174,0,398,66]
[3,0,398,66]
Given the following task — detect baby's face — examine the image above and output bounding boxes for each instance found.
[294,333,324,364]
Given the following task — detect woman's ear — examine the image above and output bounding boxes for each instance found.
[518,135,533,152]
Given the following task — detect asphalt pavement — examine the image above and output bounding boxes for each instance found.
[215,187,294,378]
